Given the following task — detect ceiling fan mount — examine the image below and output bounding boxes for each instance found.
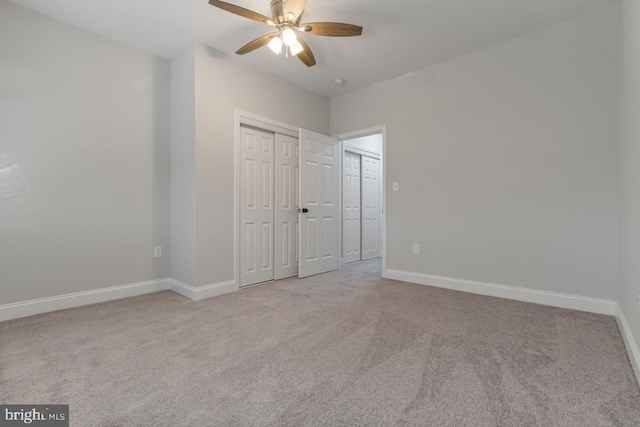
[208,0,363,67]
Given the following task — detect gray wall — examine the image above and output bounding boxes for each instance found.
[619,0,640,356]
[331,8,620,300]
[0,0,624,314]
[169,45,196,286]
[0,1,171,304]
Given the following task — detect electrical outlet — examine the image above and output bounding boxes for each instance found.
[413,243,420,254]
[153,246,162,258]
[393,182,399,192]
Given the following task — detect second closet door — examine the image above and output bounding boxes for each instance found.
[343,151,361,263]
[362,156,381,260]
[274,134,299,280]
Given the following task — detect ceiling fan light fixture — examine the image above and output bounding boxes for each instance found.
[290,40,304,56]
[281,28,297,46]
[268,36,283,54]
[208,0,363,68]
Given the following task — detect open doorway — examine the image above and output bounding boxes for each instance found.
[336,127,386,275]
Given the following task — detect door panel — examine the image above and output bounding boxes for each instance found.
[275,134,299,280]
[362,156,381,259]
[240,127,275,286]
[343,152,361,263]
[299,129,339,278]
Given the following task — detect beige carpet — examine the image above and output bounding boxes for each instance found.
[1,259,639,426]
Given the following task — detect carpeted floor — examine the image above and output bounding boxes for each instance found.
[1,259,639,426]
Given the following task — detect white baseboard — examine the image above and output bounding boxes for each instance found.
[615,304,640,387]
[0,277,239,322]
[0,279,171,322]
[169,279,237,301]
[384,269,616,316]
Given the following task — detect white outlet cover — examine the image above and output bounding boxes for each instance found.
[393,182,399,192]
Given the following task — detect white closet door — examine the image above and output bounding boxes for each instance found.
[343,152,361,263]
[299,129,339,278]
[362,156,381,260]
[240,127,275,286]
[275,134,299,280]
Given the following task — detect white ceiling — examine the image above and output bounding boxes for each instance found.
[9,0,619,98]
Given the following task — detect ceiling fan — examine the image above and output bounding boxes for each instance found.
[208,0,363,67]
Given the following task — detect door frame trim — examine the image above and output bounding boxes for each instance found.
[234,110,300,287]
[334,126,387,276]
[343,143,381,160]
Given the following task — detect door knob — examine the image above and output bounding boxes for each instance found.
[298,208,309,213]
